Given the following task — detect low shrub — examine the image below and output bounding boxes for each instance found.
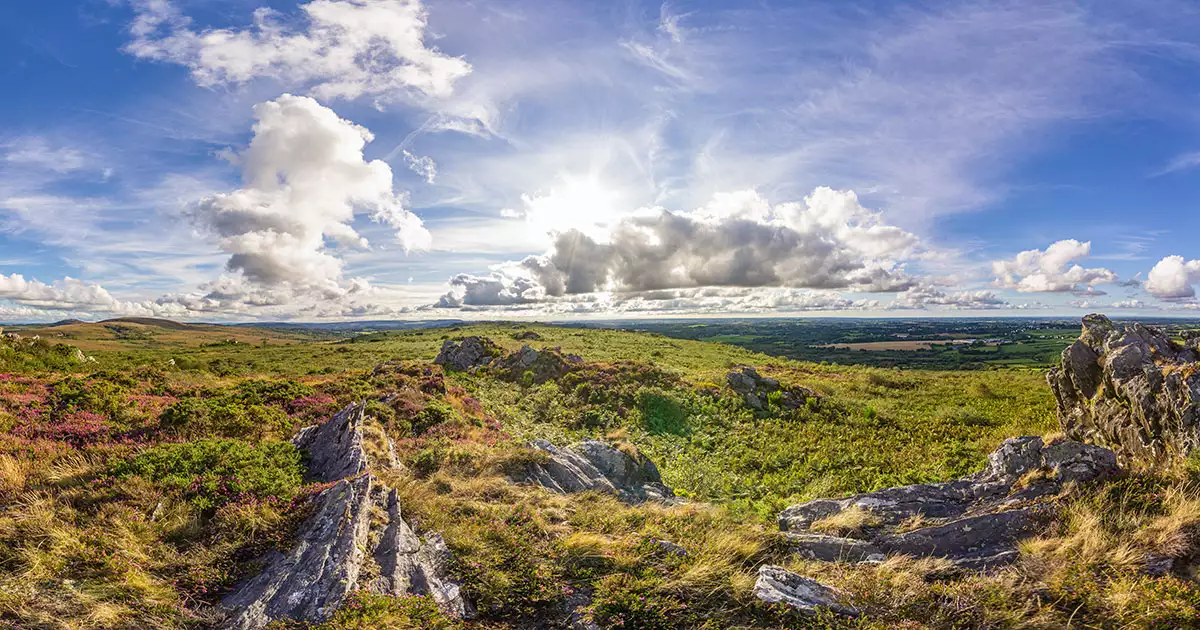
[108,438,304,511]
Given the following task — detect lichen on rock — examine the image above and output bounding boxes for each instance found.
[777,435,1117,571]
[221,401,472,629]
[525,439,679,504]
[1049,313,1200,464]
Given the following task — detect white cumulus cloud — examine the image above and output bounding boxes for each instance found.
[435,187,921,308]
[888,284,1007,310]
[174,94,429,310]
[1145,255,1200,300]
[992,239,1117,293]
[0,273,187,317]
[125,0,471,103]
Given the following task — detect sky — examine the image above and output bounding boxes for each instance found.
[4,0,1200,322]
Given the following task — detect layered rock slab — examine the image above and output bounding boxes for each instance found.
[1049,313,1200,464]
[221,402,471,629]
[526,439,678,504]
[778,436,1117,570]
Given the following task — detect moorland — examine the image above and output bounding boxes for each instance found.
[2,316,1200,629]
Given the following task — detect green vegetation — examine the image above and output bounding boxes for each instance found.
[108,439,305,511]
[4,317,1200,628]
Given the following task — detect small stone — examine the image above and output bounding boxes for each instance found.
[650,539,689,556]
[753,565,859,617]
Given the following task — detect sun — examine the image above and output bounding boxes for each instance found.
[518,175,623,241]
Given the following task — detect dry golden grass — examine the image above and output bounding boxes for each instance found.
[1134,485,1200,557]
[809,505,881,538]
[0,454,31,495]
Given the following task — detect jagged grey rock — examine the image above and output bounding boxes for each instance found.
[222,402,472,629]
[726,365,816,411]
[434,336,502,371]
[370,486,474,619]
[874,508,1046,564]
[494,344,574,383]
[1049,313,1200,464]
[293,403,368,482]
[527,439,678,504]
[753,565,859,617]
[435,336,578,383]
[778,436,1117,570]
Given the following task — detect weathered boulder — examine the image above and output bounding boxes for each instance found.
[222,402,471,629]
[494,344,575,383]
[778,436,1117,570]
[753,565,859,617]
[649,539,689,557]
[435,336,503,371]
[726,366,816,411]
[526,439,678,504]
[1049,314,1200,464]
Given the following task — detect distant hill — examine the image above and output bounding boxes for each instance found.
[11,317,327,350]
[235,319,464,332]
[46,319,87,327]
[100,317,199,331]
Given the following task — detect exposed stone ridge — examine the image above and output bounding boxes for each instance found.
[778,436,1117,571]
[435,336,582,383]
[527,439,678,504]
[1049,313,1200,464]
[726,366,817,411]
[222,402,472,629]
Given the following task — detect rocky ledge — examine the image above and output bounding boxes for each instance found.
[526,439,679,504]
[1049,313,1200,464]
[777,436,1118,571]
[221,402,472,629]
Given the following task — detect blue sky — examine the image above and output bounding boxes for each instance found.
[3,0,1200,321]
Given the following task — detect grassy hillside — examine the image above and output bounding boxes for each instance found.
[3,322,1199,628]
[7,318,327,352]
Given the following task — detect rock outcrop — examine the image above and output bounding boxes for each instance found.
[494,344,578,383]
[778,436,1117,570]
[726,366,817,411]
[1049,314,1200,464]
[435,336,503,371]
[526,439,678,504]
[435,336,581,383]
[753,565,859,617]
[222,402,472,629]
